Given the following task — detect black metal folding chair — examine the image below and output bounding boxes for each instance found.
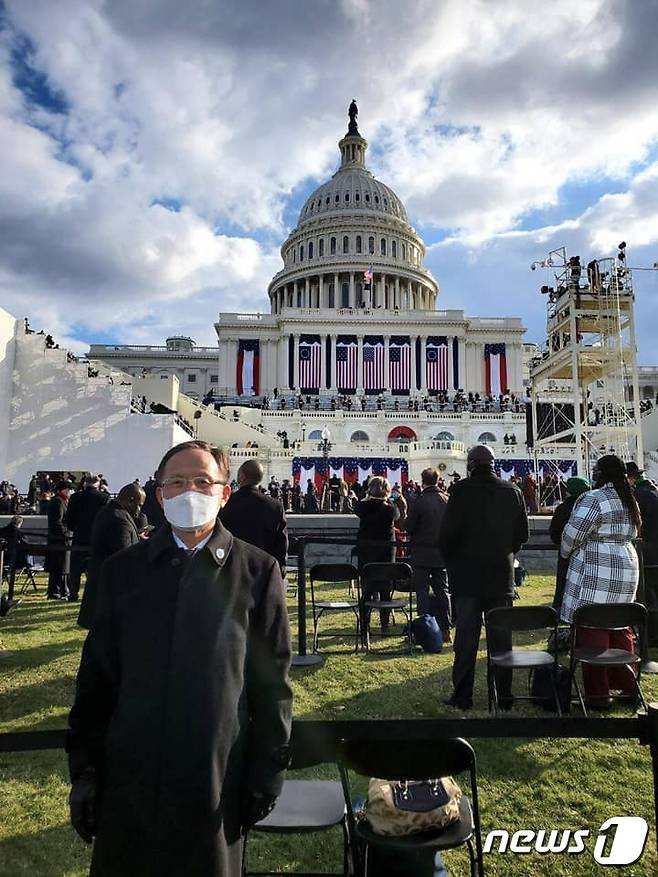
[360,562,413,654]
[310,564,361,654]
[485,605,562,716]
[243,726,352,876]
[568,602,648,716]
[339,737,484,877]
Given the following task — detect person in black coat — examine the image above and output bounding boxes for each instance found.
[220,459,288,576]
[68,441,292,877]
[64,476,110,602]
[46,482,72,599]
[548,476,590,614]
[355,477,397,634]
[627,463,658,643]
[439,446,529,710]
[77,483,145,629]
[141,473,166,530]
[403,467,450,638]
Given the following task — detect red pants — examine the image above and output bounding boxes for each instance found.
[575,627,636,698]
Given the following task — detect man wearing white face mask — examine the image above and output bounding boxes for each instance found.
[68,440,293,877]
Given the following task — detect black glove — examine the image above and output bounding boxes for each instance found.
[242,792,277,832]
[69,768,98,843]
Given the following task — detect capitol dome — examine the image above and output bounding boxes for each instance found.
[268,102,438,314]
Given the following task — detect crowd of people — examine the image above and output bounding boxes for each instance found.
[204,388,527,415]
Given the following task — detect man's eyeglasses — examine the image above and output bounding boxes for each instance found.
[159,477,226,492]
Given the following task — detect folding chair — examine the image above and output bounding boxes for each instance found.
[360,563,413,654]
[310,564,361,654]
[243,726,352,876]
[485,605,562,716]
[568,602,648,716]
[339,737,484,877]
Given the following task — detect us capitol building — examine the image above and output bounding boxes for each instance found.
[90,104,574,485]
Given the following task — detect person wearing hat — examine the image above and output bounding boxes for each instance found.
[439,445,529,710]
[627,461,658,644]
[549,476,591,614]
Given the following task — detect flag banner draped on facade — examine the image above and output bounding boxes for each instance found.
[389,336,411,394]
[484,343,507,396]
[293,457,409,490]
[336,335,358,391]
[298,334,321,391]
[426,336,448,391]
[362,335,384,393]
[496,459,577,479]
[236,339,259,396]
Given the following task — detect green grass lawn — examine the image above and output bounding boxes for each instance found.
[1,571,657,875]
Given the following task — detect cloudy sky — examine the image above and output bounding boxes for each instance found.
[1,0,658,360]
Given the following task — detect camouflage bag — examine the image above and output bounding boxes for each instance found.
[364,777,462,836]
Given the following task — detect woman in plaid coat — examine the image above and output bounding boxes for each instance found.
[560,455,642,703]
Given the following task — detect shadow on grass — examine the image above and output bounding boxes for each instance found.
[0,673,78,727]
[0,639,83,670]
[0,819,91,877]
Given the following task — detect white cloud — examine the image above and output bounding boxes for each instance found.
[0,0,658,350]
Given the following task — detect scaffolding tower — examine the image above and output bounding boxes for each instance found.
[529,244,643,479]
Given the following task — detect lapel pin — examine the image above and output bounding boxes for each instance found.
[216,548,225,560]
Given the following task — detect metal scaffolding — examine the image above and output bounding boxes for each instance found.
[528,244,642,479]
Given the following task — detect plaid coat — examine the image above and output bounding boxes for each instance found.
[560,484,639,624]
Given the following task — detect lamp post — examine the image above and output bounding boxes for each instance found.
[301,421,307,444]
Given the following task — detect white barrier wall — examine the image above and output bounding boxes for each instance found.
[0,308,18,477]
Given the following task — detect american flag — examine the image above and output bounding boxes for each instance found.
[426,336,448,391]
[299,337,321,389]
[389,338,410,392]
[363,265,373,284]
[363,338,384,391]
[336,337,358,390]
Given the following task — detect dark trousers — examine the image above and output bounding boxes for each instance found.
[412,565,450,631]
[645,567,658,645]
[68,549,89,600]
[47,570,68,599]
[452,593,512,702]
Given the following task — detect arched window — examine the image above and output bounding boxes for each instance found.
[392,240,397,258]
[343,235,349,254]
[299,244,304,261]
[368,236,375,254]
[308,430,323,441]
[325,196,330,205]
[374,195,380,204]
[319,238,325,257]
[356,235,362,254]
[341,282,349,307]
[345,192,350,202]
[434,431,454,441]
[330,237,337,255]
[355,192,360,202]
[308,241,313,259]
[402,243,407,261]
[293,249,296,263]
[335,193,340,203]
[350,430,370,443]
[478,432,497,444]
[380,237,386,255]
[365,193,370,202]
[328,283,335,308]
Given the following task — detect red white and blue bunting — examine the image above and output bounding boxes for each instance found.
[292,457,409,491]
[236,339,259,396]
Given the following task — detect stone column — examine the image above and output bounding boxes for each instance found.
[319,274,324,309]
[380,274,386,309]
[293,333,300,390]
[349,271,355,308]
[329,334,337,392]
[278,336,288,391]
[334,272,340,308]
[357,333,364,394]
[447,334,454,390]
[383,334,391,394]
[420,336,427,391]
[293,281,298,309]
[304,277,310,309]
[410,334,417,394]
[395,277,400,309]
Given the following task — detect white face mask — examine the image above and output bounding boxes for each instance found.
[162,490,221,531]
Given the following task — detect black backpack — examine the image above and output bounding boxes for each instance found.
[529,665,571,712]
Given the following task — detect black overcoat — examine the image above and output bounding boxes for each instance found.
[45,495,68,574]
[65,487,110,546]
[77,501,140,629]
[220,486,288,575]
[68,521,293,877]
[354,498,396,568]
[403,486,448,567]
[438,468,529,599]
